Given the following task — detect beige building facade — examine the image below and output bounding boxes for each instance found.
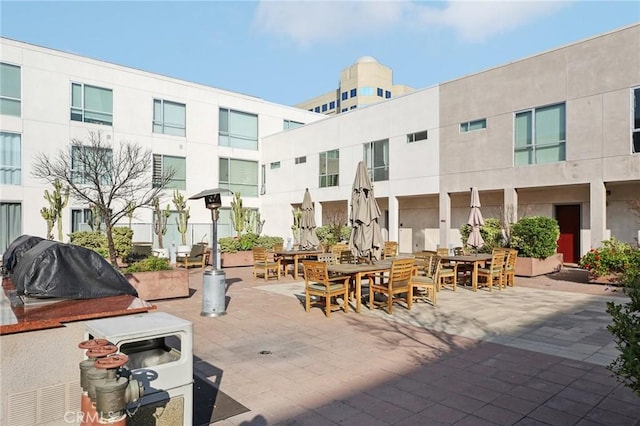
[294,56,415,115]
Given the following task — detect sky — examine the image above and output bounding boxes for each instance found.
[1,1,639,106]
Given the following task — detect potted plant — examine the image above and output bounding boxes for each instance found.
[579,238,636,284]
[172,190,190,255]
[459,218,505,253]
[123,256,189,301]
[509,215,562,277]
[219,233,283,267]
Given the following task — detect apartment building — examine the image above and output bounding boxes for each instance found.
[1,24,639,262]
[262,23,640,263]
[294,56,415,115]
[0,38,324,252]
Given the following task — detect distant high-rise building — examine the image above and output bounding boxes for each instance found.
[294,56,415,115]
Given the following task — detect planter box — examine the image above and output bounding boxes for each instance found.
[221,251,254,268]
[125,269,189,301]
[515,253,563,277]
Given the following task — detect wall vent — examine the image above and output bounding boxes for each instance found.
[7,381,81,425]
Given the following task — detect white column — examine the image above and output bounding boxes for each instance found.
[503,187,518,225]
[315,201,323,227]
[590,181,607,248]
[388,196,399,242]
[439,192,451,249]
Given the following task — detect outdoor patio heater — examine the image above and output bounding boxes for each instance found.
[189,188,231,317]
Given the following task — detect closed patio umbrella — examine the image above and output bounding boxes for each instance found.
[348,161,383,262]
[299,188,320,249]
[467,187,485,253]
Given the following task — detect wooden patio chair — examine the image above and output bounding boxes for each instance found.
[410,252,437,305]
[176,244,209,269]
[477,249,507,291]
[382,241,398,259]
[252,247,281,281]
[435,256,458,291]
[504,249,518,287]
[367,257,415,314]
[302,260,350,317]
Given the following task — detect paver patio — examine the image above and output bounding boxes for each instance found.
[153,266,640,425]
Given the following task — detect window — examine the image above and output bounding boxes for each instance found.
[314,106,320,113]
[460,119,487,133]
[0,132,21,185]
[407,130,428,143]
[350,88,357,98]
[329,101,335,110]
[0,202,21,253]
[260,164,266,195]
[350,105,357,110]
[322,104,328,112]
[360,87,374,96]
[295,156,306,164]
[153,99,186,136]
[377,88,383,97]
[0,63,21,116]
[270,161,280,169]
[319,150,339,187]
[71,83,113,125]
[153,154,186,190]
[633,88,640,153]
[515,103,566,165]
[71,208,93,233]
[218,108,258,150]
[284,119,303,130]
[341,108,348,113]
[71,145,112,185]
[341,92,348,101]
[219,157,258,196]
[385,90,391,99]
[364,139,389,181]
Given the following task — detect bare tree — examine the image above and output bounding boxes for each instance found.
[32,130,174,265]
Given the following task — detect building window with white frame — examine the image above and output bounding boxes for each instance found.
[260,164,266,195]
[153,99,186,136]
[460,119,487,133]
[319,149,339,188]
[71,145,113,185]
[1,202,21,253]
[71,208,93,233]
[0,63,21,117]
[515,103,566,166]
[633,87,640,154]
[270,161,280,169]
[0,132,21,185]
[153,154,186,190]
[71,83,113,125]
[407,130,428,143]
[219,157,259,196]
[364,139,389,182]
[218,108,258,150]
[295,156,306,164]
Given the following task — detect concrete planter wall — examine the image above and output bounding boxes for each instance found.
[515,253,564,277]
[220,251,254,268]
[125,269,189,300]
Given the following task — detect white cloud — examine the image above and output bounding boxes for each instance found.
[252,0,570,47]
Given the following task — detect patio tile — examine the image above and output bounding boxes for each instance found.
[473,404,525,425]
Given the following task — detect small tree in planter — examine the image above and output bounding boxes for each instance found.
[41,179,69,241]
[291,207,303,246]
[459,218,505,253]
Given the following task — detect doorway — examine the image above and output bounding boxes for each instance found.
[555,204,581,264]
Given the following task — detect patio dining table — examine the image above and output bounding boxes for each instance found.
[327,260,394,313]
[440,254,493,291]
[274,249,323,279]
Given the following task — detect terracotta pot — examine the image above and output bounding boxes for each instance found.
[514,253,564,277]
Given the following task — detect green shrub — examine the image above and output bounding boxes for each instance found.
[316,225,351,247]
[606,249,640,396]
[219,233,283,253]
[509,216,559,259]
[69,231,104,249]
[112,227,133,260]
[124,256,172,273]
[459,218,505,253]
[70,228,132,260]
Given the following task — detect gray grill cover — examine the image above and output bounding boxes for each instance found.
[2,235,45,273]
[12,240,138,299]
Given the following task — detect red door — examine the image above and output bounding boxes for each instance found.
[555,205,580,264]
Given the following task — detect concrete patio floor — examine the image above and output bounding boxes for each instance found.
[153,266,640,426]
